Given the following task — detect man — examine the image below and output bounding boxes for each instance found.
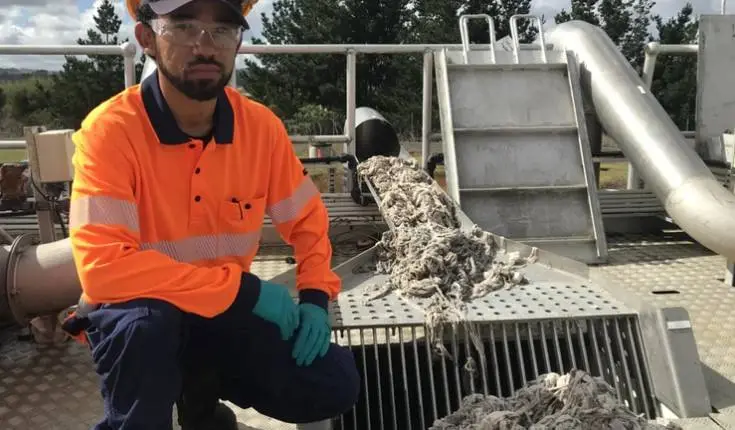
[66,0,361,428]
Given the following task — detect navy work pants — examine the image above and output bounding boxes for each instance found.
[84,286,361,429]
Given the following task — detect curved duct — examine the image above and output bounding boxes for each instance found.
[0,236,80,325]
[546,21,735,261]
[352,107,402,162]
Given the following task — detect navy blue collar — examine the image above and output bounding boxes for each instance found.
[141,72,234,145]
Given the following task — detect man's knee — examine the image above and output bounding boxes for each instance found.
[87,298,182,370]
[321,344,361,415]
[86,299,184,427]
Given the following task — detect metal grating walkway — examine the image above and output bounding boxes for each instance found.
[1,233,734,429]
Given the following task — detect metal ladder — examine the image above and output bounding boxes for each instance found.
[434,14,608,264]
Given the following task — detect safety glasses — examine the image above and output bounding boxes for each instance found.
[150,18,242,50]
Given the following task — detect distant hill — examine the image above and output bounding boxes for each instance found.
[0,68,55,82]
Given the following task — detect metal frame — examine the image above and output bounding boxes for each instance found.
[432,49,460,203]
[0,42,462,168]
[564,51,609,262]
[0,40,700,183]
[271,139,712,421]
[0,23,723,428]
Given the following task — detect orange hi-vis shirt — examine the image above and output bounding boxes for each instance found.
[68,72,341,318]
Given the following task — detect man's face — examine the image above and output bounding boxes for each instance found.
[138,0,243,101]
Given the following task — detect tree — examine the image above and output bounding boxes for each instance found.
[650,3,698,130]
[5,80,61,134]
[555,0,658,74]
[49,0,127,128]
[463,0,541,44]
[554,0,600,26]
[241,0,548,139]
[240,0,421,136]
[620,0,655,72]
[554,0,638,62]
[410,0,541,45]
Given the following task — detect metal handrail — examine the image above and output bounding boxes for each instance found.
[509,14,547,64]
[459,14,497,64]
[641,42,698,89]
[0,35,699,169]
[0,42,138,88]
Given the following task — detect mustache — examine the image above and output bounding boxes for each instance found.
[187,58,224,69]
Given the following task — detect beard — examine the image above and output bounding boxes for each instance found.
[158,57,233,101]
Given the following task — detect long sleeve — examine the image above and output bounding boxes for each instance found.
[68,123,243,318]
[265,117,341,308]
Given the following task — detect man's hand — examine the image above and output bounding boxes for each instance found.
[252,280,300,341]
[292,303,331,366]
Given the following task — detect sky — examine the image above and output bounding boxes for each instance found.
[0,0,722,70]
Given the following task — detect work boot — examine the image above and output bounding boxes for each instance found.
[177,366,238,430]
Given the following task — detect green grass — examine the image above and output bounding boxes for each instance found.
[0,76,52,93]
[598,162,628,189]
[0,149,27,163]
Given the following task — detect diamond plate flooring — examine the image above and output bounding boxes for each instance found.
[592,232,735,429]
[0,245,358,430]
[2,233,735,429]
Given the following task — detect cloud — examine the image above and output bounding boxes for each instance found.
[0,0,273,70]
[0,0,135,69]
[0,0,723,71]
[532,0,720,22]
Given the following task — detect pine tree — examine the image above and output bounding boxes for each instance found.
[240,0,421,135]
[463,0,541,43]
[49,0,127,128]
[650,3,698,130]
[620,0,655,72]
[554,0,657,72]
[411,0,541,45]
[555,0,633,46]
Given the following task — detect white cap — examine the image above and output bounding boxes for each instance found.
[143,0,248,28]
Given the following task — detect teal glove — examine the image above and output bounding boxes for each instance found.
[252,280,300,341]
[292,303,331,367]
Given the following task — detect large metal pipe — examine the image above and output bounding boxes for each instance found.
[0,236,80,325]
[547,21,735,260]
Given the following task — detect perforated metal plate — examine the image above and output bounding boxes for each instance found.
[331,252,634,328]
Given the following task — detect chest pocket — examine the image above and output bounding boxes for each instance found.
[219,196,267,234]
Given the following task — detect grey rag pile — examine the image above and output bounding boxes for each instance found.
[430,369,682,430]
[356,156,537,355]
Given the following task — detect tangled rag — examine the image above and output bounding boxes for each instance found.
[430,369,683,430]
[356,155,537,355]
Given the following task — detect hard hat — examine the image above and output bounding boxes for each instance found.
[126,0,259,27]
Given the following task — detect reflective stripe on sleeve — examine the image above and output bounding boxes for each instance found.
[267,176,319,224]
[141,231,261,263]
[69,195,140,232]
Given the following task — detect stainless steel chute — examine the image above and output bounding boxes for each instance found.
[546,20,735,262]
